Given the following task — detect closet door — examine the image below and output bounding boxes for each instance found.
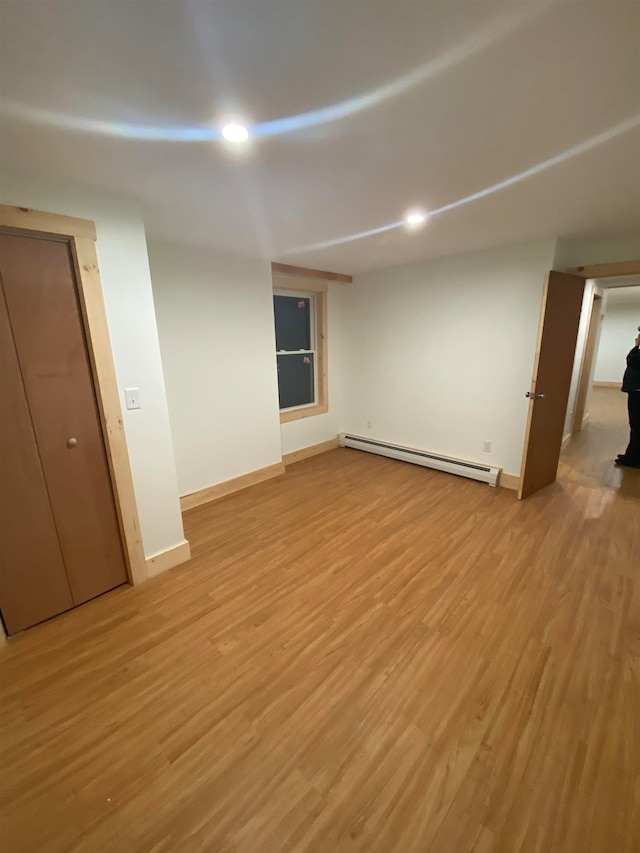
[0,277,73,634]
[0,233,128,630]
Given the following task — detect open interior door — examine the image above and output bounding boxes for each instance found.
[518,270,586,499]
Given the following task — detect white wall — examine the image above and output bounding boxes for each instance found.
[280,282,347,456]
[148,240,283,496]
[1,170,185,559]
[594,301,640,382]
[342,240,556,477]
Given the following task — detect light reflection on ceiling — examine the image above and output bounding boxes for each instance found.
[281,113,640,256]
[0,4,545,144]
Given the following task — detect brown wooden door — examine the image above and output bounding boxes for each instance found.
[0,282,75,634]
[518,271,586,499]
[0,233,128,633]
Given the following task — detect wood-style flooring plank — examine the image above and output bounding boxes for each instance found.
[1,388,638,851]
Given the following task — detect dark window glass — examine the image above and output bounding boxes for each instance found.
[274,295,311,351]
[277,353,314,409]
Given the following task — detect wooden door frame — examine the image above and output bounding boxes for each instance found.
[566,259,640,433]
[0,206,147,594]
[571,286,603,434]
[566,260,640,278]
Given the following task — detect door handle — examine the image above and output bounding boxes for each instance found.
[67,437,78,448]
[525,392,545,400]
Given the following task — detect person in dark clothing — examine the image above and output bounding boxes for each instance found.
[615,325,640,468]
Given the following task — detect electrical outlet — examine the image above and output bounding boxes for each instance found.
[483,440,492,453]
[366,420,372,430]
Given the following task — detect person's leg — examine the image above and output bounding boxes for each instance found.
[617,393,640,465]
[625,391,640,463]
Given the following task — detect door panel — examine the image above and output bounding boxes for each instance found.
[0,234,128,605]
[0,279,74,634]
[518,271,586,499]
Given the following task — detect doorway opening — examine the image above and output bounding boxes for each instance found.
[518,260,640,500]
[559,276,640,493]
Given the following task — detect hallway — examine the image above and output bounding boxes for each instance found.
[558,386,640,497]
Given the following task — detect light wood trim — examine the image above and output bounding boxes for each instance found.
[180,462,286,512]
[571,291,602,434]
[0,206,148,589]
[271,261,351,284]
[273,275,328,294]
[145,540,191,578]
[593,380,622,389]
[275,279,329,424]
[316,282,328,414]
[0,204,96,241]
[70,238,148,585]
[566,259,640,278]
[498,472,520,491]
[283,438,339,466]
[279,402,329,423]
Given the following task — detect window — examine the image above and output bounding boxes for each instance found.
[274,292,315,409]
[272,276,328,422]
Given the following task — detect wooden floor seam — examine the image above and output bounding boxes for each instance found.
[1,388,638,852]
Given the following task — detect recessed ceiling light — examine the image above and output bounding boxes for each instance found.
[221,123,249,143]
[405,209,428,226]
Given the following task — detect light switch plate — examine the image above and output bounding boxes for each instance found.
[125,387,141,410]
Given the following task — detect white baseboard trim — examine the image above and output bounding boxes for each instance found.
[283,437,339,466]
[180,462,286,512]
[593,381,622,389]
[561,433,571,450]
[146,539,191,578]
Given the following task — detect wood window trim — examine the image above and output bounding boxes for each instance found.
[273,275,328,423]
[271,261,351,284]
[0,204,147,588]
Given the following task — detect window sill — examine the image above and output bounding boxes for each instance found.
[280,403,328,424]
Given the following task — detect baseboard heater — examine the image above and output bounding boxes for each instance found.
[338,433,500,487]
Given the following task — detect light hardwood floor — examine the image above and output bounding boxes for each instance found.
[1,397,639,852]
[559,386,640,496]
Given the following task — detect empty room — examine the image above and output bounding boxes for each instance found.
[1,1,639,851]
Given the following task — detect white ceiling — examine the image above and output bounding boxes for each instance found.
[1,1,639,274]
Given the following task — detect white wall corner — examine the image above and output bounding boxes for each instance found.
[148,238,283,497]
